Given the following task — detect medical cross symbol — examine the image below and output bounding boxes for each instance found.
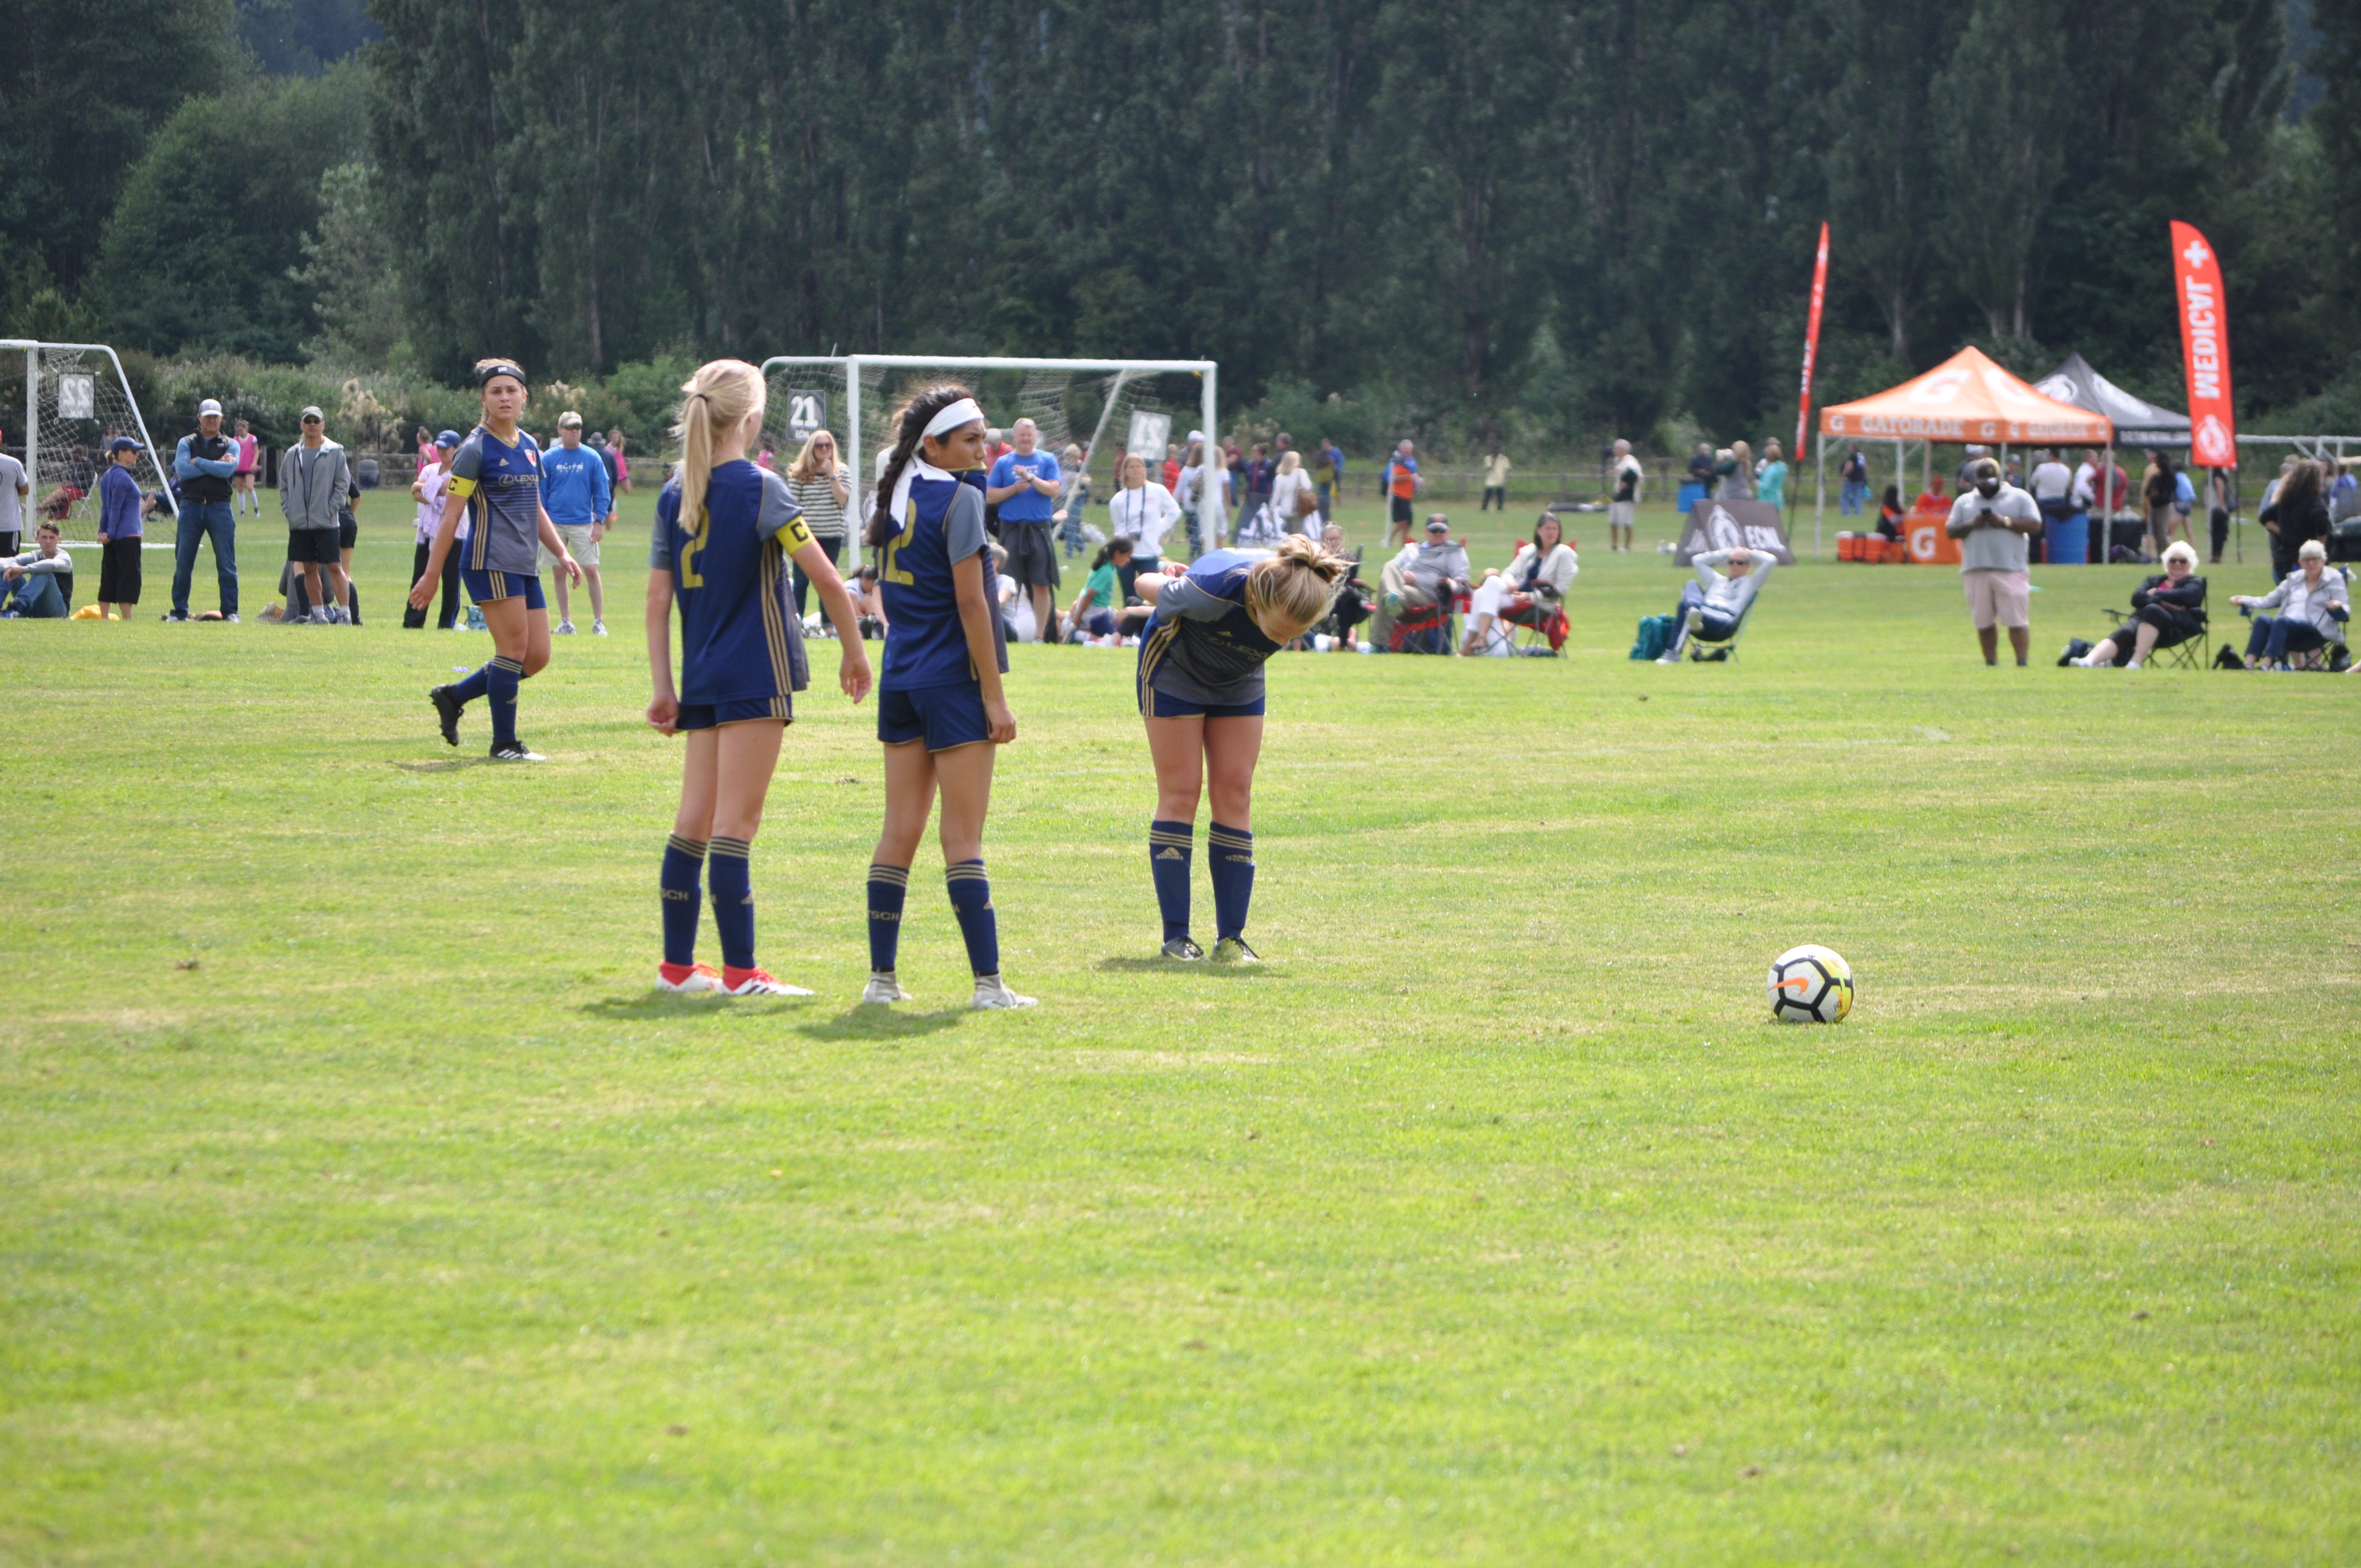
[2182,239,2211,269]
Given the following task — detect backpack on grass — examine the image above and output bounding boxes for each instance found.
[1629,613,1675,661]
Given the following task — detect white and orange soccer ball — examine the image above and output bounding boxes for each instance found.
[1768,944,1853,1024]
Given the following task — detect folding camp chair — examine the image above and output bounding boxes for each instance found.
[1501,592,1568,657]
[1680,596,1755,662]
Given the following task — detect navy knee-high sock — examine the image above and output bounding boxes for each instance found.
[487,655,523,745]
[1207,822,1255,940]
[1149,819,1195,941]
[660,834,706,966]
[708,836,755,971]
[945,860,999,978]
[867,863,909,974]
[451,662,492,704]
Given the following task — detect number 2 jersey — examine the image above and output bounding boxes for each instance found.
[447,426,544,574]
[877,465,1008,692]
[650,459,813,709]
[1138,548,1287,707]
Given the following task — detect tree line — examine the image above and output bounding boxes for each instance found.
[7,0,2360,451]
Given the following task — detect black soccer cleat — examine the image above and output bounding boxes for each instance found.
[1160,937,1205,961]
[429,684,463,747]
[1210,937,1260,964]
[489,739,547,763]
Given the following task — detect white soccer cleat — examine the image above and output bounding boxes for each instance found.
[555,620,576,635]
[657,962,722,994]
[971,975,1037,1010]
[859,973,912,1005]
[592,619,608,636]
[721,967,814,997]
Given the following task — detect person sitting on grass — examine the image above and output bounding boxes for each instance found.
[1316,522,1371,651]
[1657,543,1772,663]
[853,564,886,642]
[2061,542,2205,668]
[2233,539,2349,669]
[1063,536,1142,643]
[1875,484,1907,542]
[1,521,71,618]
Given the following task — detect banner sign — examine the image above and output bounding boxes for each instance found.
[1794,221,1829,467]
[2169,221,2237,468]
[1676,498,1795,567]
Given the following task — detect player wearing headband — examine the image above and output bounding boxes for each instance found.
[1135,536,1348,962]
[411,360,583,760]
[857,385,1033,1010]
[645,360,873,997]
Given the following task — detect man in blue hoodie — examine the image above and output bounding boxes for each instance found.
[542,410,614,634]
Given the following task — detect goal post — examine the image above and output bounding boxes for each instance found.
[2,340,178,527]
[757,353,1222,547]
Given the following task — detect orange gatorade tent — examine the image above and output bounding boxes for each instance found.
[1813,346,2113,560]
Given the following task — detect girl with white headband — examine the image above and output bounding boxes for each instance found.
[856,384,1033,1010]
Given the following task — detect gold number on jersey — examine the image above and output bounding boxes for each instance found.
[879,527,915,585]
[679,508,707,588]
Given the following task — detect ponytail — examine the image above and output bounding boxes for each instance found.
[865,382,978,548]
[672,359,765,536]
[1091,534,1137,571]
[1245,532,1350,630]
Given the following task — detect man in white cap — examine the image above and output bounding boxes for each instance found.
[280,405,353,623]
[168,398,241,621]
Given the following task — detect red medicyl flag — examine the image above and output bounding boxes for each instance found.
[2170,221,2237,469]
[1794,222,1829,469]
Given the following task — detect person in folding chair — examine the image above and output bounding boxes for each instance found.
[2061,541,2206,668]
[1656,543,1772,663]
[1379,515,1468,654]
[2233,539,2350,669]
[1495,510,1577,652]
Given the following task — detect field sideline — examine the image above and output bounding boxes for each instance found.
[2,497,2356,1564]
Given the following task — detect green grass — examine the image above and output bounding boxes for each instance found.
[2,497,2355,1565]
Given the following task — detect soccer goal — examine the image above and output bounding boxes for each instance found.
[2,341,177,526]
[757,354,1224,543]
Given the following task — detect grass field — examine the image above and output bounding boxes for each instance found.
[3,492,2356,1565]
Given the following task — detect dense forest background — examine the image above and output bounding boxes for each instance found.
[4,0,2359,453]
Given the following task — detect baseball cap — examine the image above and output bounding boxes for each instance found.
[557,411,583,429]
[434,429,461,448]
[1424,515,1450,533]
[197,398,223,417]
[299,405,324,422]
[107,436,141,453]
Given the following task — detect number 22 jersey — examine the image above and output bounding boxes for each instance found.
[650,460,813,707]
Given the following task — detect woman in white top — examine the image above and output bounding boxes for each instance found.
[2234,538,2349,668]
[1106,452,1182,567]
[1495,511,1578,651]
[1268,450,1315,536]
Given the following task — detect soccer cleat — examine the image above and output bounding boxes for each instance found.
[1210,937,1260,963]
[860,973,913,1005]
[592,620,608,636]
[657,961,723,994]
[224,613,239,623]
[1160,937,1205,961]
[971,974,1038,1009]
[556,620,576,635]
[489,739,547,763]
[429,684,463,746]
[721,966,814,997]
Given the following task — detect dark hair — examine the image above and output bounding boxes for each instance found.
[1882,484,1902,511]
[866,382,978,548]
[1532,512,1563,548]
[2275,459,2324,516]
[856,563,878,584]
[1091,535,1136,570]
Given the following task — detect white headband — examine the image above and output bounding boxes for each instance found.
[924,398,984,439]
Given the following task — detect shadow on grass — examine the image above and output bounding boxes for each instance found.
[795,1008,971,1042]
[1095,957,1285,979]
[394,756,492,774]
[579,992,758,1021]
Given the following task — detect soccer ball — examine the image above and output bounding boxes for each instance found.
[1767,944,1853,1023]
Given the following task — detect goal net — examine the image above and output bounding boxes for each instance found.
[6,342,177,529]
[758,354,1220,547]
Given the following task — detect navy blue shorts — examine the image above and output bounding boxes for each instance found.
[1082,607,1118,638]
[464,568,544,611]
[677,695,791,731]
[1146,685,1265,720]
[878,682,992,750]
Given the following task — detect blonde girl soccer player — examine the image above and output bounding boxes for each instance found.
[1135,535,1347,961]
[644,361,872,997]
[859,385,1033,1010]
[412,360,583,761]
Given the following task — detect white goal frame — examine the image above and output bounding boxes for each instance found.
[757,353,1225,541]
[3,339,177,522]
